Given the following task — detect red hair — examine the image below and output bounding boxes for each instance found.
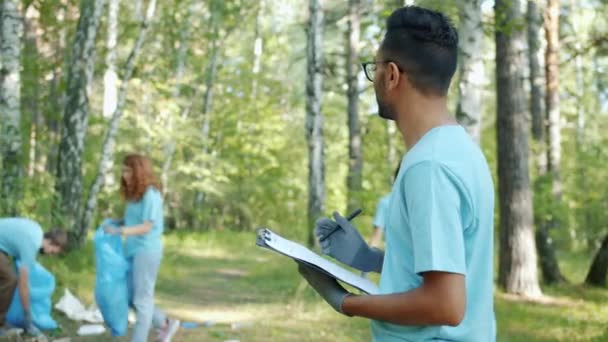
[120,153,161,201]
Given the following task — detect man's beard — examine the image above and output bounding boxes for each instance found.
[39,248,45,255]
[377,97,396,121]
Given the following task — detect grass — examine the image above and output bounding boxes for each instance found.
[9,230,608,341]
[495,249,608,342]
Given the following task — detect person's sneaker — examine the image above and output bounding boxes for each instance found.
[156,318,180,342]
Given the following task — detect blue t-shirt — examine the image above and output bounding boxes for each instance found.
[123,187,164,257]
[373,194,391,230]
[371,125,496,342]
[0,218,43,270]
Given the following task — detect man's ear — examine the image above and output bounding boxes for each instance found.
[386,62,401,90]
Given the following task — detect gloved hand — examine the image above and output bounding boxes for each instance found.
[297,261,351,315]
[23,310,42,337]
[314,211,384,273]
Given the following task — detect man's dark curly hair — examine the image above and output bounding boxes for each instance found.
[380,6,458,96]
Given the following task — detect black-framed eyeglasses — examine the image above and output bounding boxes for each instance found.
[361,60,403,82]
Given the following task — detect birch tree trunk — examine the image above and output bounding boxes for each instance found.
[23,4,43,178]
[384,120,400,169]
[54,0,106,232]
[545,0,562,195]
[134,0,143,21]
[79,0,158,242]
[393,1,414,7]
[99,0,119,194]
[571,0,585,253]
[194,5,220,207]
[346,0,362,213]
[0,0,24,216]
[200,38,218,157]
[306,0,325,247]
[386,121,398,185]
[103,0,118,118]
[527,0,548,177]
[250,0,263,103]
[495,0,542,297]
[46,0,68,175]
[537,0,566,284]
[574,44,584,145]
[527,0,544,144]
[456,0,484,143]
[527,0,565,285]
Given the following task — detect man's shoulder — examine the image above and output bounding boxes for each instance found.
[402,137,487,185]
[0,217,41,232]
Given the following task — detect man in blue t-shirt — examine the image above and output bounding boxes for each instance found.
[0,218,68,337]
[298,5,496,342]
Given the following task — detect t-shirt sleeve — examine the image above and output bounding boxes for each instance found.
[141,188,162,223]
[17,220,42,271]
[19,248,37,272]
[372,197,387,229]
[402,161,466,276]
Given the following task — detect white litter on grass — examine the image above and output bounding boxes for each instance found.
[128,310,136,324]
[51,338,71,342]
[54,289,103,323]
[76,324,106,336]
[230,322,253,330]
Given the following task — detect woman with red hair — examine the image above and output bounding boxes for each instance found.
[105,153,179,342]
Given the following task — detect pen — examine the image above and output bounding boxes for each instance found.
[318,208,362,242]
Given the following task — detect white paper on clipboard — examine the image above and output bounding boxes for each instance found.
[256,228,379,295]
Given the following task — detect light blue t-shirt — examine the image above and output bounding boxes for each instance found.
[373,194,391,230]
[371,125,496,342]
[123,186,164,257]
[0,218,43,270]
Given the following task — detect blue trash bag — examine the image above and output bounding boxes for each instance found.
[6,261,58,330]
[94,219,130,336]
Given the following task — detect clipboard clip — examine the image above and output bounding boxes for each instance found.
[255,228,271,247]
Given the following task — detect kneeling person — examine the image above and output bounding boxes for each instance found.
[0,218,67,336]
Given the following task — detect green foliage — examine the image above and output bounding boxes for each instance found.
[493,1,527,36]
[17,171,56,227]
[532,174,568,226]
[568,143,608,251]
[9,0,608,280]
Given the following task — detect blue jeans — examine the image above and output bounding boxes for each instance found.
[127,250,166,342]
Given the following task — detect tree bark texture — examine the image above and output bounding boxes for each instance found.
[544,0,562,196]
[0,0,24,215]
[527,0,544,144]
[456,0,484,143]
[54,0,107,232]
[306,0,325,247]
[495,0,542,297]
[346,0,362,213]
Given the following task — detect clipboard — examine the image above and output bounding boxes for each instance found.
[256,227,379,295]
